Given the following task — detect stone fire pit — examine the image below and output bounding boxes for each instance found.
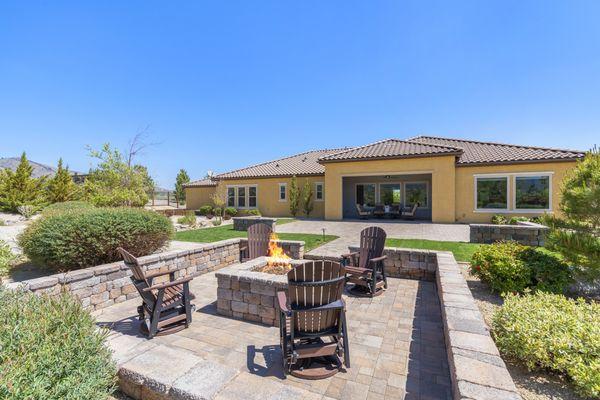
[215,256,306,326]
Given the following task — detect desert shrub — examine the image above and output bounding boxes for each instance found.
[224,207,237,217]
[470,241,530,293]
[493,292,600,398]
[214,207,222,217]
[509,216,530,225]
[238,209,260,216]
[17,205,39,219]
[42,201,95,216]
[0,288,116,399]
[19,208,173,271]
[177,211,196,226]
[212,218,222,226]
[491,214,508,225]
[0,240,18,278]
[197,205,213,216]
[471,242,572,294]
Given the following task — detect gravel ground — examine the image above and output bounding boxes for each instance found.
[459,263,588,400]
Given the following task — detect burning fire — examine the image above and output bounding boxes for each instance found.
[266,232,292,274]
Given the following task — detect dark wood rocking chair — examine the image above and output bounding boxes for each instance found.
[240,222,273,261]
[341,226,388,297]
[117,247,195,338]
[277,260,350,380]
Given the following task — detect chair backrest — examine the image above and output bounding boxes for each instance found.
[390,204,401,212]
[358,226,387,269]
[405,202,419,215]
[117,247,156,305]
[247,222,273,259]
[287,260,346,334]
[374,203,385,212]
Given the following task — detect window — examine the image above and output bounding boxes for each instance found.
[248,186,257,208]
[404,182,428,207]
[476,177,508,210]
[380,184,401,206]
[356,184,376,207]
[237,186,246,208]
[315,183,324,201]
[279,183,287,202]
[227,187,235,207]
[515,175,550,210]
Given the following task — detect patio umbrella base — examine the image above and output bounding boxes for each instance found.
[289,355,342,380]
[347,284,384,297]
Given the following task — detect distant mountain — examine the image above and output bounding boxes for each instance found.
[0,157,83,179]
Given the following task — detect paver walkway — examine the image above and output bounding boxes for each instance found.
[96,271,451,400]
[277,220,470,257]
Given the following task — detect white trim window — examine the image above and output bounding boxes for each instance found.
[226,185,258,209]
[315,182,324,201]
[514,175,551,211]
[475,176,508,211]
[404,182,428,208]
[278,183,287,202]
[356,183,376,207]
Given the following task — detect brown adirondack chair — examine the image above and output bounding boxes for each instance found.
[240,222,273,261]
[117,247,194,338]
[277,260,350,379]
[342,226,388,297]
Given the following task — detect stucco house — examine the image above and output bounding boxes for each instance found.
[184,136,585,223]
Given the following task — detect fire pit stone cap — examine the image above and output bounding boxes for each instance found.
[215,256,306,285]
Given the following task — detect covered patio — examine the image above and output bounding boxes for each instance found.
[342,174,432,220]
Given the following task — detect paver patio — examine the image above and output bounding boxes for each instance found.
[276,220,470,257]
[96,270,452,400]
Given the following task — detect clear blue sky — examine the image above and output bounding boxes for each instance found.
[1,1,598,188]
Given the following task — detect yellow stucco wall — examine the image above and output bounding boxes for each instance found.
[323,155,457,223]
[454,161,577,223]
[185,186,217,210]
[187,176,326,218]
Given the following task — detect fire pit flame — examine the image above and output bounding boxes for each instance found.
[264,233,292,274]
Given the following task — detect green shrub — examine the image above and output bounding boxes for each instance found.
[212,218,222,226]
[509,216,531,225]
[197,205,213,216]
[493,292,600,398]
[214,207,222,217]
[238,209,260,216]
[0,288,116,399]
[471,242,572,294]
[43,201,95,216]
[470,241,530,293]
[177,211,196,226]
[224,207,237,217]
[0,240,18,278]
[19,208,173,271]
[491,214,508,225]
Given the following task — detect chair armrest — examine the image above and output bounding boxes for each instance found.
[143,276,193,292]
[368,255,387,264]
[144,269,173,279]
[277,291,291,316]
[239,246,247,252]
[341,251,359,259]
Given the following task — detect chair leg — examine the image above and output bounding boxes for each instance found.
[184,282,192,327]
[380,261,388,289]
[149,291,165,338]
[341,311,350,368]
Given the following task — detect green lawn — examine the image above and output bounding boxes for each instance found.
[175,223,337,252]
[385,238,483,262]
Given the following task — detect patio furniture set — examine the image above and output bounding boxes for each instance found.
[355,202,419,219]
[118,224,389,380]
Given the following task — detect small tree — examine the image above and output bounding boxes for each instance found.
[175,169,190,204]
[0,152,46,212]
[83,143,149,207]
[289,176,300,217]
[210,186,227,224]
[47,158,78,203]
[545,147,600,281]
[302,179,314,217]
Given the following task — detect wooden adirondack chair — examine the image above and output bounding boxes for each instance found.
[117,247,194,338]
[240,222,273,261]
[277,260,350,379]
[341,226,388,297]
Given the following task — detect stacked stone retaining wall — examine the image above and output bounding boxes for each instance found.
[470,223,548,246]
[232,216,277,231]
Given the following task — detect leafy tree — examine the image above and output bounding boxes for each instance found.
[302,179,314,217]
[175,169,190,204]
[210,186,227,225]
[133,164,156,195]
[0,152,46,212]
[289,176,300,217]
[83,143,150,207]
[545,148,600,281]
[47,158,79,203]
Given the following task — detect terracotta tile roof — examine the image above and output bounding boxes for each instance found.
[184,178,218,188]
[318,139,463,163]
[408,136,585,165]
[216,148,348,180]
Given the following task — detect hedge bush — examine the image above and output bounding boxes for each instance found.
[493,292,600,398]
[19,208,173,271]
[0,288,116,399]
[224,207,237,217]
[42,201,95,216]
[470,241,572,294]
[197,205,213,216]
